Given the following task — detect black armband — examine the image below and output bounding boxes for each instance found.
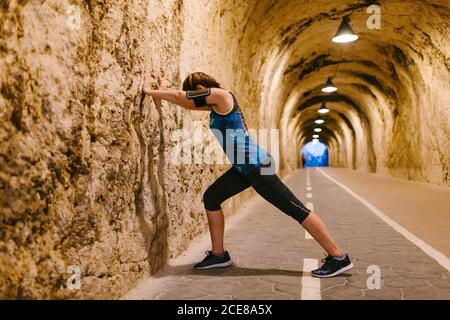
[186,88,211,108]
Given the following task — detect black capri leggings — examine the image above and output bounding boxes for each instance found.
[202,160,311,224]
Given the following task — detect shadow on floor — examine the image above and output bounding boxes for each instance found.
[151,263,353,279]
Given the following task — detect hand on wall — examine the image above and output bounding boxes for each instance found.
[142,70,167,94]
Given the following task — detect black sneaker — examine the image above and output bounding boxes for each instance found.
[193,250,232,270]
[311,253,353,278]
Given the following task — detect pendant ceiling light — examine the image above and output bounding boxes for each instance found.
[332,16,358,43]
[312,134,319,139]
[322,77,337,93]
[314,128,322,132]
[312,138,319,143]
[315,119,325,124]
[318,103,330,114]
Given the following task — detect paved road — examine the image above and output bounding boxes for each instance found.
[318,168,450,257]
[123,168,450,300]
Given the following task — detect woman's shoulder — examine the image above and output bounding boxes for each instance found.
[211,87,233,96]
[210,88,236,103]
[219,88,237,101]
[209,88,239,116]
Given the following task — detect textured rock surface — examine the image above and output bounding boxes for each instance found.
[0,0,448,299]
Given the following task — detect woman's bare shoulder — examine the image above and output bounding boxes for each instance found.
[211,87,231,94]
[209,88,234,114]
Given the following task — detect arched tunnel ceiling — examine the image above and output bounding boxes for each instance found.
[297,107,356,145]
[230,0,449,181]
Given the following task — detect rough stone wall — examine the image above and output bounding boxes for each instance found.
[1,0,449,300]
[0,0,177,299]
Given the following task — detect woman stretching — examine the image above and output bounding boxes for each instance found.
[142,71,353,278]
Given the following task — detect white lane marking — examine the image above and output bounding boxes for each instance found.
[316,168,450,272]
[305,202,314,239]
[305,170,314,240]
[301,259,321,300]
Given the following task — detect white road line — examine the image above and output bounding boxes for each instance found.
[305,201,314,238]
[304,232,313,240]
[316,168,450,272]
[301,259,321,300]
[305,172,314,240]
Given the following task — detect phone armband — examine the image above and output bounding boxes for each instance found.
[186,88,211,108]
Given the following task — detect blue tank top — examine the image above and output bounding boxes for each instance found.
[209,91,272,175]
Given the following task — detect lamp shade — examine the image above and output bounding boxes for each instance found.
[321,77,337,93]
[332,16,358,43]
[318,103,330,114]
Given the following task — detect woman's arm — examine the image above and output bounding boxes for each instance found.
[142,72,231,112]
[142,72,210,111]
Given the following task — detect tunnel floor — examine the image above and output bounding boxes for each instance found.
[123,168,450,300]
